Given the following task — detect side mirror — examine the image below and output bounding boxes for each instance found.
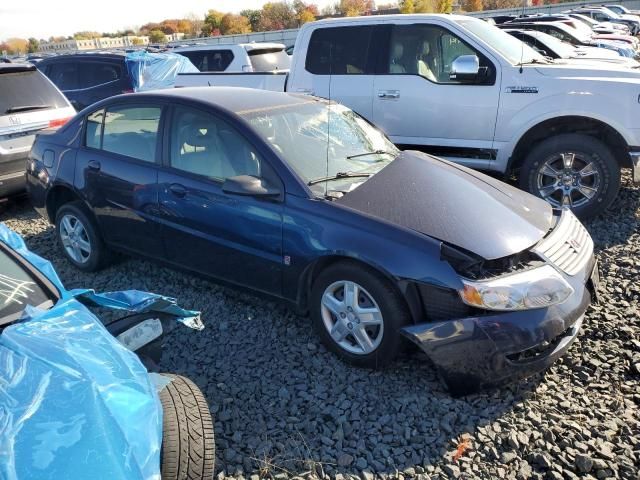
[449,55,480,82]
[222,175,281,198]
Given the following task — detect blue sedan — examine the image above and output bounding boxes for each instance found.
[27,87,600,393]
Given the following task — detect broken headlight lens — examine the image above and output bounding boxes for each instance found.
[459,265,574,311]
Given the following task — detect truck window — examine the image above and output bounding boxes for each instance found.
[178,50,234,72]
[248,48,290,71]
[305,26,373,75]
[386,25,490,84]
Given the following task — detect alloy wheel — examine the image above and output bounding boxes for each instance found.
[59,214,91,264]
[320,280,384,355]
[535,152,601,208]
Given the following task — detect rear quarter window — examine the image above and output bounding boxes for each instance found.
[0,69,69,114]
[305,26,373,75]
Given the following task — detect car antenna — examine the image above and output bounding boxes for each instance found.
[519,0,527,73]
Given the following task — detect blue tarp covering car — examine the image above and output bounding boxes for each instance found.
[0,223,213,479]
[126,51,198,92]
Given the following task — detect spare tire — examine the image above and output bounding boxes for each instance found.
[159,374,215,480]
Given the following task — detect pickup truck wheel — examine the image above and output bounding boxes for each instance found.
[519,134,620,219]
[310,261,410,369]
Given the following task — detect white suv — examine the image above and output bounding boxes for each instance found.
[173,43,290,73]
[0,64,75,200]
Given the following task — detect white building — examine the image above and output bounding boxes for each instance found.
[39,35,150,53]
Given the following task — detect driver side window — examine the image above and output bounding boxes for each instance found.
[386,25,486,84]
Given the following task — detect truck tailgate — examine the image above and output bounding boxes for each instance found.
[175,72,288,91]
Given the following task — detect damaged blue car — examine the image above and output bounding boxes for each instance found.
[0,223,214,480]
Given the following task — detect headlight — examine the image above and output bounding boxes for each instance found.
[459,265,574,311]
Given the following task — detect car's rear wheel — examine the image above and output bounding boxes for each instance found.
[159,374,215,480]
[55,201,108,271]
[518,134,620,219]
[310,261,410,368]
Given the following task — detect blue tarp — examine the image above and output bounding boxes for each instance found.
[125,50,198,92]
[0,223,203,479]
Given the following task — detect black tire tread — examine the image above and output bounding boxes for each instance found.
[159,374,215,480]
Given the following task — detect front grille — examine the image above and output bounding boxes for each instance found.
[533,210,593,276]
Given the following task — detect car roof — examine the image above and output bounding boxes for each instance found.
[173,42,285,53]
[133,87,324,115]
[0,62,36,74]
[38,53,125,63]
[313,13,471,25]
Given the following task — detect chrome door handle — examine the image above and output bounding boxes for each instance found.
[377,90,400,99]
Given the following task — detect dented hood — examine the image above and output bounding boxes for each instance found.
[336,151,553,260]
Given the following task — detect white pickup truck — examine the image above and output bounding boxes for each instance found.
[175,14,640,218]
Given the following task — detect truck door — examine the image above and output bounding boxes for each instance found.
[292,25,377,120]
[371,23,501,167]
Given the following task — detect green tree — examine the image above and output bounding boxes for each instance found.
[204,9,225,33]
[27,38,39,53]
[148,29,166,43]
[400,0,415,13]
[240,9,262,31]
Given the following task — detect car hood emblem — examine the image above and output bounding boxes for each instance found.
[9,115,21,126]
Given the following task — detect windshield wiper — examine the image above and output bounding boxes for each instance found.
[5,105,52,114]
[307,171,373,186]
[346,149,397,160]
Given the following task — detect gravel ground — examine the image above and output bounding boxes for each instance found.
[2,177,639,480]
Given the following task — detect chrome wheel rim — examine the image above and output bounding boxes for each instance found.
[59,214,91,264]
[320,280,384,355]
[535,152,600,209]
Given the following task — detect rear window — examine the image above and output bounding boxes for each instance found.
[0,248,51,324]
[248,48,290,71]
[178,50,234,72]
[79,62,122,87]
[305,26,373,75]
[0,69,68,115]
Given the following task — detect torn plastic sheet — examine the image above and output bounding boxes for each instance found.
[0,299,163,480]
[125,50,198,92]
[0,223,204,479]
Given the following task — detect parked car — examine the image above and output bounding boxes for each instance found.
[177,14,640,218]
[0,63,75,201]
[0,222,215,479]
[26,87,600,394]
[568,13,631,34]
[504,29,639,66]
[603,4,640,16]
[37,53,134,110]
[571,7,640,34]
[497,21,638,57]
[173,42,290,73]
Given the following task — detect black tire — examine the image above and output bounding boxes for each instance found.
[518,134,620,219]
[55,201,109,271]
[159,374,215,480]
[310,261,410,369]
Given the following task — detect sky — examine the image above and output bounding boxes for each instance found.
[0,0,335,41]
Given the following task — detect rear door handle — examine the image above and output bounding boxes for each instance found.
[169,183,187,198]
[88,160,101,171]
[377,90,400,99]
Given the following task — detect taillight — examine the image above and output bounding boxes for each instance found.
[49,117,71,128]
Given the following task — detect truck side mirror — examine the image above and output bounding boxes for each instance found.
[449,55,480,82]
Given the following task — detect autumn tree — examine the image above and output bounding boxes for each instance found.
[336,0,375,16]
[437,0,453,13]
[240,9,262,31]
[414,0,436,12]
[294,0,318,25]
[203,9,225,35]
[463,0,483,11]
[220,14,252,34]
[259,2,297,31]
[148,30,166,43]
[400,0,415,13]
[73,31,101,40]
[4,38,28,54]
[186,12,205,37]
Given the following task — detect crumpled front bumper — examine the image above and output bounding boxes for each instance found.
[401,257,597,393]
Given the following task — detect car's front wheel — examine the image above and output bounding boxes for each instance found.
[55,201,108,271]
[310,261,409,368]
[518,134,620,219]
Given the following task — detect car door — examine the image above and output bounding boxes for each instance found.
[371,22,500,164]
[293,25,377,120]
[43,61,81,107]
[75,103,164,257]
[156,105,284,295]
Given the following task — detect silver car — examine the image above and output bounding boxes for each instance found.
[0,63,75,199]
